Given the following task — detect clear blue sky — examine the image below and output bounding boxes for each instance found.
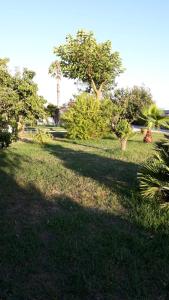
[0,0,169,108]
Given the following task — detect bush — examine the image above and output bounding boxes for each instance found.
[61,93,114,140]
[0,131,12,148]
[33,129,53,145]
[138,138,169,202]
[113,119,133,151]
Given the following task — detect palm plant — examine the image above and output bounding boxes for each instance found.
[113,119,133,151]
[49,60,62,107]
[138,138,169,202]
[141,104,169,142]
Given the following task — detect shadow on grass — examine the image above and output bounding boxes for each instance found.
[53,137,111,152]
[44,142,138,199]
[51,131,67,138]
[0,150,169,300]
[53,135,147,156]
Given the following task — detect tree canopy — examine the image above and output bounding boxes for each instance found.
[111,86,154,123]
[53,30,124,98]
[0,58,46,133]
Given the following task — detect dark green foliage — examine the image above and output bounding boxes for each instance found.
[46,103,60,125]
[112,86,154,123]
[113,119,133,151]
[110,87,152,150]
[113,119,132,140]
[0,131,12,148]
[138,138,169,202]
[111,103,133,150]
[61,93,114,139]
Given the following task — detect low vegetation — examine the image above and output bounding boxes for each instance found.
[1,28,169,300]
[139,137,169,202]
[141,104,169,143]
[0,133,169,299]
[112,119,133,151]
[0,130,12,148]
[62,93,113,139]
[33,128,53,145]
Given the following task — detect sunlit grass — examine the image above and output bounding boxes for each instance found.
[0,132,169,299]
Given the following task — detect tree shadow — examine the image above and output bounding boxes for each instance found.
[53,136,147,159]
[44,142,138,200]
[0,150,169,300]
[51,131,67,138]
[53,137,110,151]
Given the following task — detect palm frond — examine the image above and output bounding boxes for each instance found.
[138,138,169,202]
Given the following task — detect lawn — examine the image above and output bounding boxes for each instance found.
[0,133,169,299]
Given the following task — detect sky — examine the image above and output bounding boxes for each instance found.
[0,0,169,108]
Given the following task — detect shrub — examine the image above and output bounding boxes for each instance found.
[0,131,12,148]
[113,119,133,151]
[140,104,169,143]
[138,138,169,202]
[33,129,53,145]
[61,93,114,140]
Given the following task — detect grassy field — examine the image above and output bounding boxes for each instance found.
[0,132,169,299]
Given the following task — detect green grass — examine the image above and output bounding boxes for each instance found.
[0,133,169,299]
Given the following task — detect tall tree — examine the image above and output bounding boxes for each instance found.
[0,58,18,128]
[52,30,124,99]
[12,68,46,130]
[49,61,62,107]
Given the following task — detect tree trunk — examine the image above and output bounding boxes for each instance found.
[17,116,25,138]
[143,129,153,143]
[57,78,60,107]
[55,61,61,107]
[95,89,102,100]
[120,138,127,151]
[91,79,103,100]
[140,128,147,136]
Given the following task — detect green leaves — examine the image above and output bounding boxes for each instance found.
[61,93,113,139]
[0,131,12,148]
[0,58,46,135]
[138,138,169,202]
[0,87,19,122]
[114,119,133,140]
[33,129,53,145]
[141,104,169,129]
[53,30,124,97]
[49,60,62,79]
[112,86,153,123]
